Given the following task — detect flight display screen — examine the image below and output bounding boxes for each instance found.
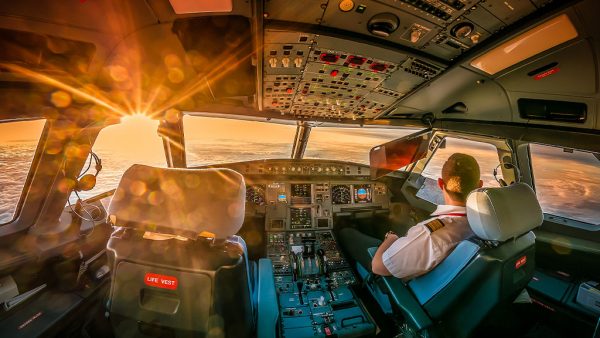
[291,183,311,204]
[290,207,312,229]
[353,184,372,204]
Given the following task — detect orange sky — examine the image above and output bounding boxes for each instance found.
[0,120,46,143]
[0,115,409,166]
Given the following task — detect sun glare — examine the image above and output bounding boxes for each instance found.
[120,113,154,124]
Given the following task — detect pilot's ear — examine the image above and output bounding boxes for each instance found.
[478,179,483,188]
[437,178,445,190]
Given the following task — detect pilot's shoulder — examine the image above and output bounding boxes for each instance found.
[422,217,446,233]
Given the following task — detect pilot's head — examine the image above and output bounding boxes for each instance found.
[437,153,483,206]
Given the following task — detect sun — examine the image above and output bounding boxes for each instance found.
[120,113,154,124]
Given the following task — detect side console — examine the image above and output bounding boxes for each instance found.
[267,230,375,337]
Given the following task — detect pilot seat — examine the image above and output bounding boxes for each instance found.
[358,183,544,337]
[105,165,253,337]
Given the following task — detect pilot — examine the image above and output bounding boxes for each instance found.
[339,153,483,280]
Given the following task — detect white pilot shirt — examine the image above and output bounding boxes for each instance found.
[382,205,474,281]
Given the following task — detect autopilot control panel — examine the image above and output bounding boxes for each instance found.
[267,230,375,337]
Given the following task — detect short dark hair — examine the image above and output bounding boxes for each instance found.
[441,153,481,202]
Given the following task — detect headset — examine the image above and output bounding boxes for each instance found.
[76,150,102,191]
[65,149,105,227]
[493,162,521,187]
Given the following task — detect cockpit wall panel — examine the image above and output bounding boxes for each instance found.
[392,67,512,122]
[496,40,596,97]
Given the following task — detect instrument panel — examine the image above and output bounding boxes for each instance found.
[259,181,388,231]
[246,184,266,206]
[203,160,390,231]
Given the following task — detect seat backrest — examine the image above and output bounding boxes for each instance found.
[408,240,480,304]
[408,183,544,337]
[106,165,252,337]
[108,164,246,239]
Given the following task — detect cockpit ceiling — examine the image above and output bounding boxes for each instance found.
[0,0,599,133]
[266,0,548,61]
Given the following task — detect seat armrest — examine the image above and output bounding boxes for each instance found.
[257,259,278,338]
[367,247,378,259]
[367,247,433,330]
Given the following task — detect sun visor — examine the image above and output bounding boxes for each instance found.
[370,130,431,179]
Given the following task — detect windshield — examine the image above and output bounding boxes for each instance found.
[72,115,167,201]
[184,115,296,166]
[305,126,417,164]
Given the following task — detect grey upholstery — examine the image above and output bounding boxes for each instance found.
[106,165,253,337]
[466,183,543,241]
[108,164,246,239]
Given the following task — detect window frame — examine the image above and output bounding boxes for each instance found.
[0,119,48,226]
[527,142,600,231]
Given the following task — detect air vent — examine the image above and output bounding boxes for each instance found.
[442,102,467,114]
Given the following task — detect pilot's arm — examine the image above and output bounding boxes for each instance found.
[371,223,436,279]
[371,232,398,276]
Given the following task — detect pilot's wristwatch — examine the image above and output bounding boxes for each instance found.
[384,231,397,239]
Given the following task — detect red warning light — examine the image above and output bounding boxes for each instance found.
[320,53,340,63]
[533,67,559,80]
[348,56,367,66]
[330,70,339,77]
[286,88,294,94]
[370,63,388,72]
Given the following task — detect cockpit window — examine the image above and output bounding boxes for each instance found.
[72,115,167,201]
[530,143,600,227]
[304,126,416,165]
[0,119,46,224]
[183,115,296,166]
[417,137,502,205]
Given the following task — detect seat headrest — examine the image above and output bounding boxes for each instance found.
[466,183,543,242]
[108,165,246,239]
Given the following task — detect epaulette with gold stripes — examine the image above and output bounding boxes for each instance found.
[424,218,445,232]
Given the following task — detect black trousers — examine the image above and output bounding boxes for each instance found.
[338,228,382,272]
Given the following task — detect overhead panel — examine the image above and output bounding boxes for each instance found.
[263,29,443,120]
[322,0,441,49]
[316,0,549,61]
[482,0,537,25]
[264,0,327,25]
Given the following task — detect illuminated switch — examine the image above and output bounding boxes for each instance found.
[330,69,339,77]
[286,88,294,94]
[281,57,290,67]
[411,29,423,43]
[294,57,303,68]
[268,57,277,68]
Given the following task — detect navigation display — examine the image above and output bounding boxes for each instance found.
[291,183,311,204]
[353,184,372,204]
